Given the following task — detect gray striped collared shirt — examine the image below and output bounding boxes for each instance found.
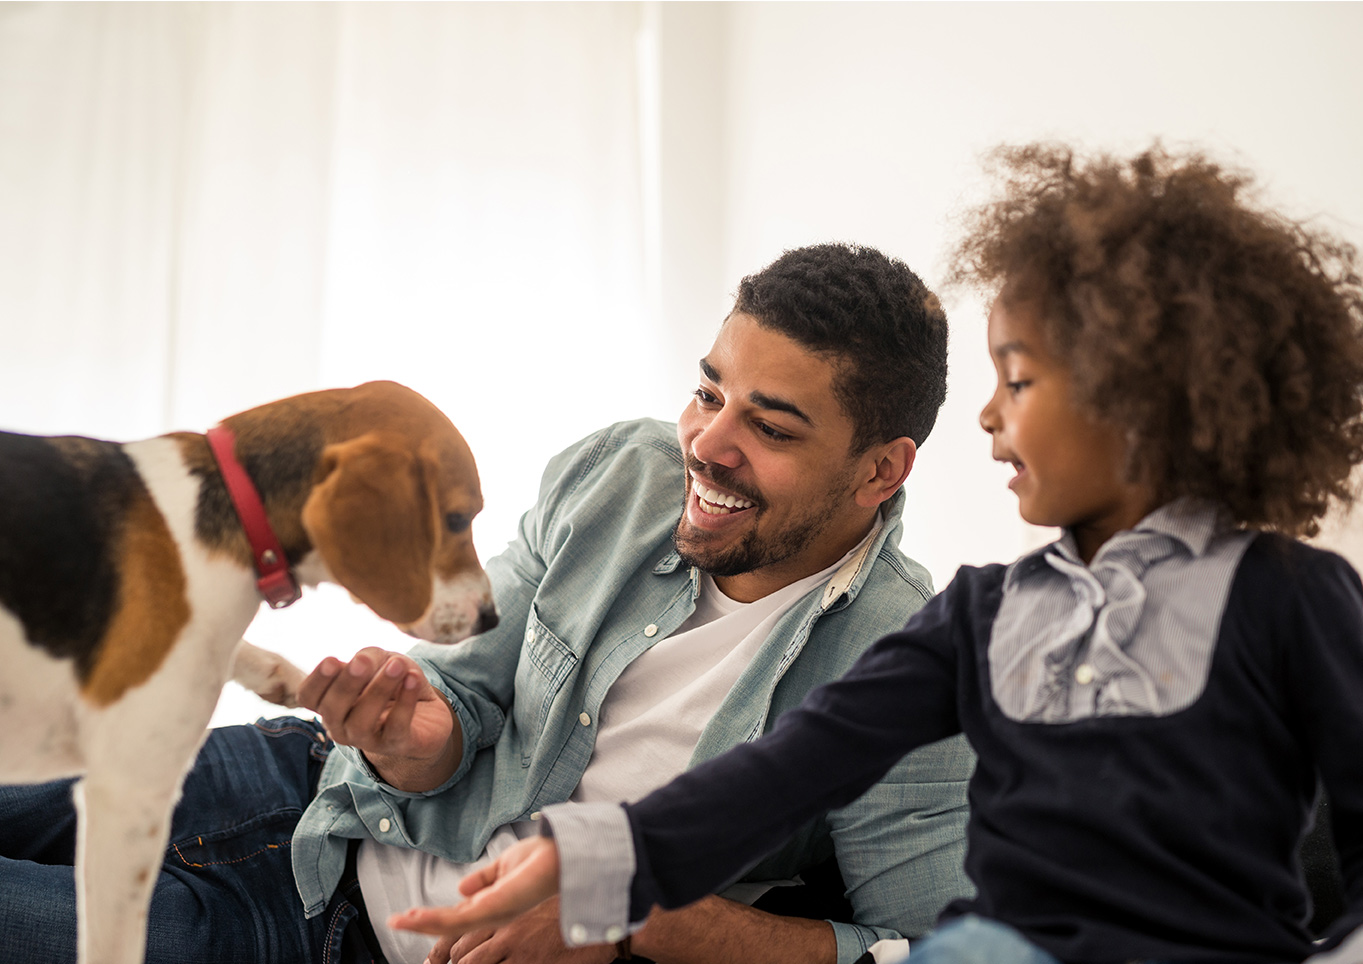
[989,499,1255,723]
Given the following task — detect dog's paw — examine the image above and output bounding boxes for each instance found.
[231,640,307,708]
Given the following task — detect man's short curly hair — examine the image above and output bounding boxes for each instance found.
[950,143,1363,537]
[734,243,949,453]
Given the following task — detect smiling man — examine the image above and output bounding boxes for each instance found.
[0,244,971,964]
[290,244,973,964]
[673,312,914,602]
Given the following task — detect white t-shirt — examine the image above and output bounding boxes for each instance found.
[359,532,874,963]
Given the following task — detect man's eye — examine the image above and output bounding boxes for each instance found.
[446,512,472,533]
[693,388,719,406]
[756,422,792,442]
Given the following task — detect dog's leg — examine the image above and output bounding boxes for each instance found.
[231,639,307,708]
[73,765,189,964]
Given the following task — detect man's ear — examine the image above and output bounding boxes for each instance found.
[854,437,916,509]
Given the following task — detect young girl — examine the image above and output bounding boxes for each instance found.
[390,145,1363,964]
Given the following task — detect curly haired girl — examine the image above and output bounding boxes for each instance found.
[391,145,1363,964]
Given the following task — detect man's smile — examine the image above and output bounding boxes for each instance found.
[686,471,763,515]
[692,474,757,516]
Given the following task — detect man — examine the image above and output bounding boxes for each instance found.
[0,243,972,964]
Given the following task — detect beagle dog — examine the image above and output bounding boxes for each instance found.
[0,380,497,964]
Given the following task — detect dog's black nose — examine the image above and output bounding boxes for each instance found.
[474,604,499,635]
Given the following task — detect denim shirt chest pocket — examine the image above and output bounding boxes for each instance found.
[514,606,578,766]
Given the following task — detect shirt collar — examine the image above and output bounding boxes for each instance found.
[1004,498,1227,591]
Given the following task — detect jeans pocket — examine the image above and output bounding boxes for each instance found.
[252,714,333,763]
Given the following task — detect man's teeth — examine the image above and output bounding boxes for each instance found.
[695,480,755,515]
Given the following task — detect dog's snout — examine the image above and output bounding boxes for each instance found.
[474,604,499,635]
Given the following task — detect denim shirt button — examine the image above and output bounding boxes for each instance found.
[379,818,392,833]
[644,624,659,637]
[578,712,591,726]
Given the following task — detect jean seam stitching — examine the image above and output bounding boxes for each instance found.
[170,838,291,868]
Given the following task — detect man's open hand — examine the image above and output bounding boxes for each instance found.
[299,646,460,790]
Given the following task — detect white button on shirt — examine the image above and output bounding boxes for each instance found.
[1075,663,1095,685]
[569,924,589,945]
[579,712,591,726]
[604,925,625,942]
[644,623,659,637]
[378,818,391,833]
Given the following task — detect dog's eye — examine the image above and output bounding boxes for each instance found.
[446,512,472,534]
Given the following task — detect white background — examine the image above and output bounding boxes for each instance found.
[1,3,1360,726]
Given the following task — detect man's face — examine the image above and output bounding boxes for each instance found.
[674,312,878,601]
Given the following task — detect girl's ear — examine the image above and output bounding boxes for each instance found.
[855,437,916,509]
[301,434,437,624]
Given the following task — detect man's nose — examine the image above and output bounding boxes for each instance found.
[689,409,743,468]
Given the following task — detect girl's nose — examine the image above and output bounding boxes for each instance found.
[979,395,1000,435]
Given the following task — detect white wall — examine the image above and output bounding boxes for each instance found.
[712,1,1363,589]
[3,3,1361,722]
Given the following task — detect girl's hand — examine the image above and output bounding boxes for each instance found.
[390,836,563,939]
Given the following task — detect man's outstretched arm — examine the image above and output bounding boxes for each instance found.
[418,895,837,964]
[391,840,838,964]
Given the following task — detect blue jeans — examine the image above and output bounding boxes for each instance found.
[0,717,379,964]
[905,916,1063,964]
[903,915,1291,964]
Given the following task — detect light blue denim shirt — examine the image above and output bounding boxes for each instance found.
[292,419,974,962]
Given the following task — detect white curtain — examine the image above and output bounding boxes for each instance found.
[0,2,663,725]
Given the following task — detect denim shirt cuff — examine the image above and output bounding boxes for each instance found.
[540,802,638,947]
[336,670,479,799]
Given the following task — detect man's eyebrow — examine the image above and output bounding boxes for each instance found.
[751,391,815,427]
[698,357,815,427]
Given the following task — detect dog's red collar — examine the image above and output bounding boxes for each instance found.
[205,425,302,610]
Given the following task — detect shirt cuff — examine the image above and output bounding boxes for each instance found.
[539,802,637,947]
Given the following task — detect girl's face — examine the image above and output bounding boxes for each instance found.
[979,295,1155,563]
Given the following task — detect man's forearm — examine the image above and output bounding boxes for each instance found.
[630,896,837,964]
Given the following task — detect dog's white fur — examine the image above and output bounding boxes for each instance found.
[0,384,494,964]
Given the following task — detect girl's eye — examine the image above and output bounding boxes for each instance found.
[446,512,472,534]
[1006,380,1030,395]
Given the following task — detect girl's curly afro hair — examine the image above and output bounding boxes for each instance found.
[951,143,1363,537]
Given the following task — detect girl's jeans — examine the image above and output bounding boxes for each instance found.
[904,915,1292,964]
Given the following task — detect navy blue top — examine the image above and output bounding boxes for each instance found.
[623,534,1363,963]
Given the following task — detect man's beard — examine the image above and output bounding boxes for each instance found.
[672,460,852,578]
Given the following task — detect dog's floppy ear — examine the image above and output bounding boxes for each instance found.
[301,434,435,624]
